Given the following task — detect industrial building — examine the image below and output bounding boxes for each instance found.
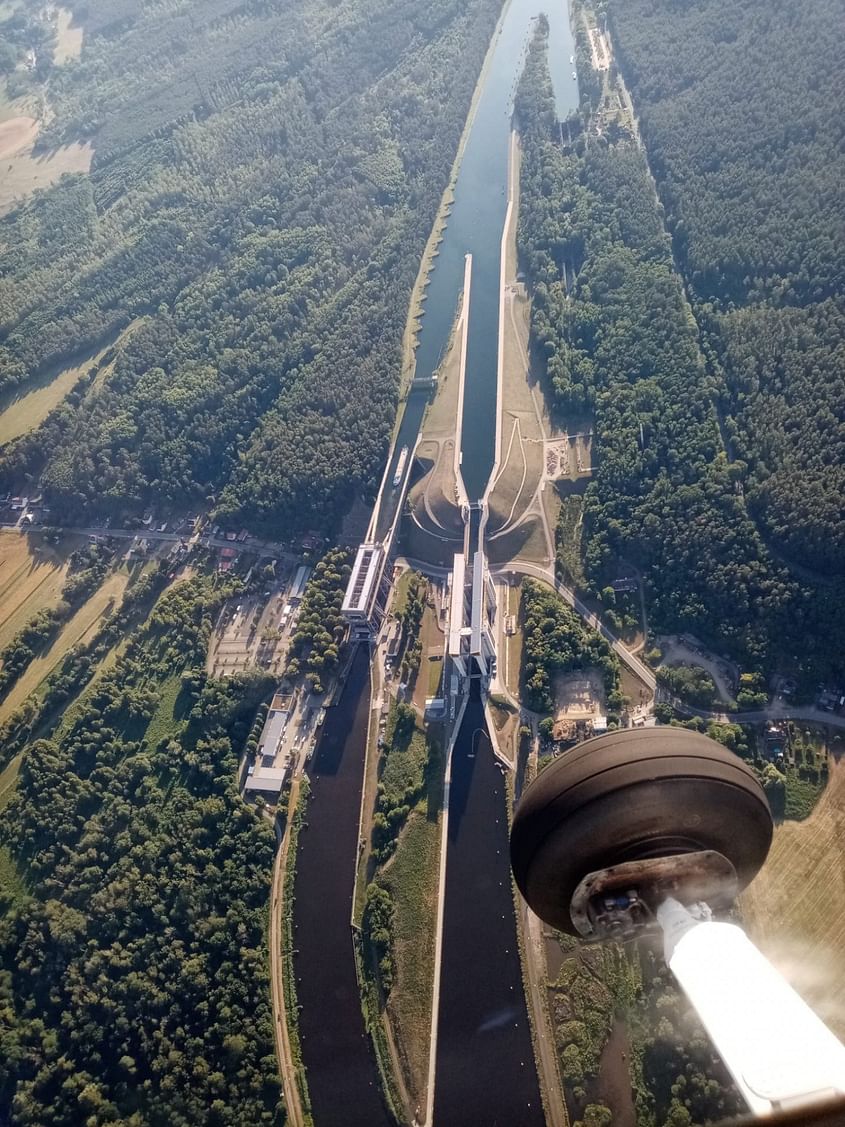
[447,544,497,681]
[341,542,391,639]
[243,692,294,801]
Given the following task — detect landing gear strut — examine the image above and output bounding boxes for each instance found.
[510,727,845,1120]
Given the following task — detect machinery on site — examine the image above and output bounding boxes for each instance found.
[510,727,845,1122]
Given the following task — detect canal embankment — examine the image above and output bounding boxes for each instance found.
[432,690,544,1126]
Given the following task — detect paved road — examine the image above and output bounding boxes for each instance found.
[20,521,296,560]
[676,701,845,733]
[492,559,658,692]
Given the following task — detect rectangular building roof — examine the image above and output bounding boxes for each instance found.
[470,549,485,655]
[257,710,287,760]
[342,543,383,616]
[448,553,466,656]
[289,565,312,600]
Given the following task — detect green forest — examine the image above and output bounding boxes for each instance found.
[606,0,844,577]
[0,577,282,1124]
[0,0,503,536]
[515,26,844,684]
[521,579,621,715]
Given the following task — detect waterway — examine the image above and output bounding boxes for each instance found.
[295,2,580,1122]
[375,0,579,533]
[434,689,544,1125]
[292,649,391,1127]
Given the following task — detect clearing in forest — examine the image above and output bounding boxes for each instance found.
[743,752,845,1040]
[53,7,84,64]
[0,531,78,650]
[0,115,92,215]
[0,568,130,724]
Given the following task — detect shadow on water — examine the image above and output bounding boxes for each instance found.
[434,687,544,1127]
[292,647,391,1127]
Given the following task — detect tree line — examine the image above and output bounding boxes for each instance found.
[515,26,844,686]
[0,0,504,542]
[0,576,282,1125]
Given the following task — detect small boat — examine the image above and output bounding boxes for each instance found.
[392,445,409,487]
[572,70,577,79]
[570,54,574,63]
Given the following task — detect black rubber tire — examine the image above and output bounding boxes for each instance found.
[510,727,773,934]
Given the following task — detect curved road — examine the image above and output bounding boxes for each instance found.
[492,559,657,691]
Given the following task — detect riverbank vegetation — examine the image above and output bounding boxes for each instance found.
[515,26,842,687]
[281,779,313,1123]
[549,934,744,1126]
[285,548,351,693]
[520,579,621,715]
[360,568,445,1114]
[0,575,282,1123]
[0,0,504,540]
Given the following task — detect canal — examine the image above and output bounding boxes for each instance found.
[292,648,391,1127]
[375,0,579,534]
[434,688,545,1125]
[295,2,580,1123]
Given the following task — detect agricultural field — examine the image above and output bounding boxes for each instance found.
[0,340,114,446]
[743,751,845,1040]
[0,566,130,723]
[0,529,78,648]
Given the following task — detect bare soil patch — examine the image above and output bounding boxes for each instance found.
[553,667,605,719]
[54,6,84,64]
[0,122,93,215]
[0,116,38,159]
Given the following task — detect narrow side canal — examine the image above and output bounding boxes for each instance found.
[292,649,391,1127]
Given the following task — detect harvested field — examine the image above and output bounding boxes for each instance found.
[54,6,84,64]
[0,342,111,447]
[0,531,80,650]
[0,569,130,723]
[0,115,38,159]
[743,754,845,1040]
[0,115,93,215]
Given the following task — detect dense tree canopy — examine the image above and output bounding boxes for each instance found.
[607,0,845,575]
[516,28,844,682]
[521,579,620,714]
[0,0,502,536]
[0,578,280,1125]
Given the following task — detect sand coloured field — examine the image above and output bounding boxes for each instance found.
[0,115,92,215]
[0,116,38,160]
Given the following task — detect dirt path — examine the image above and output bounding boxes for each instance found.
[269,776,306,1127]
